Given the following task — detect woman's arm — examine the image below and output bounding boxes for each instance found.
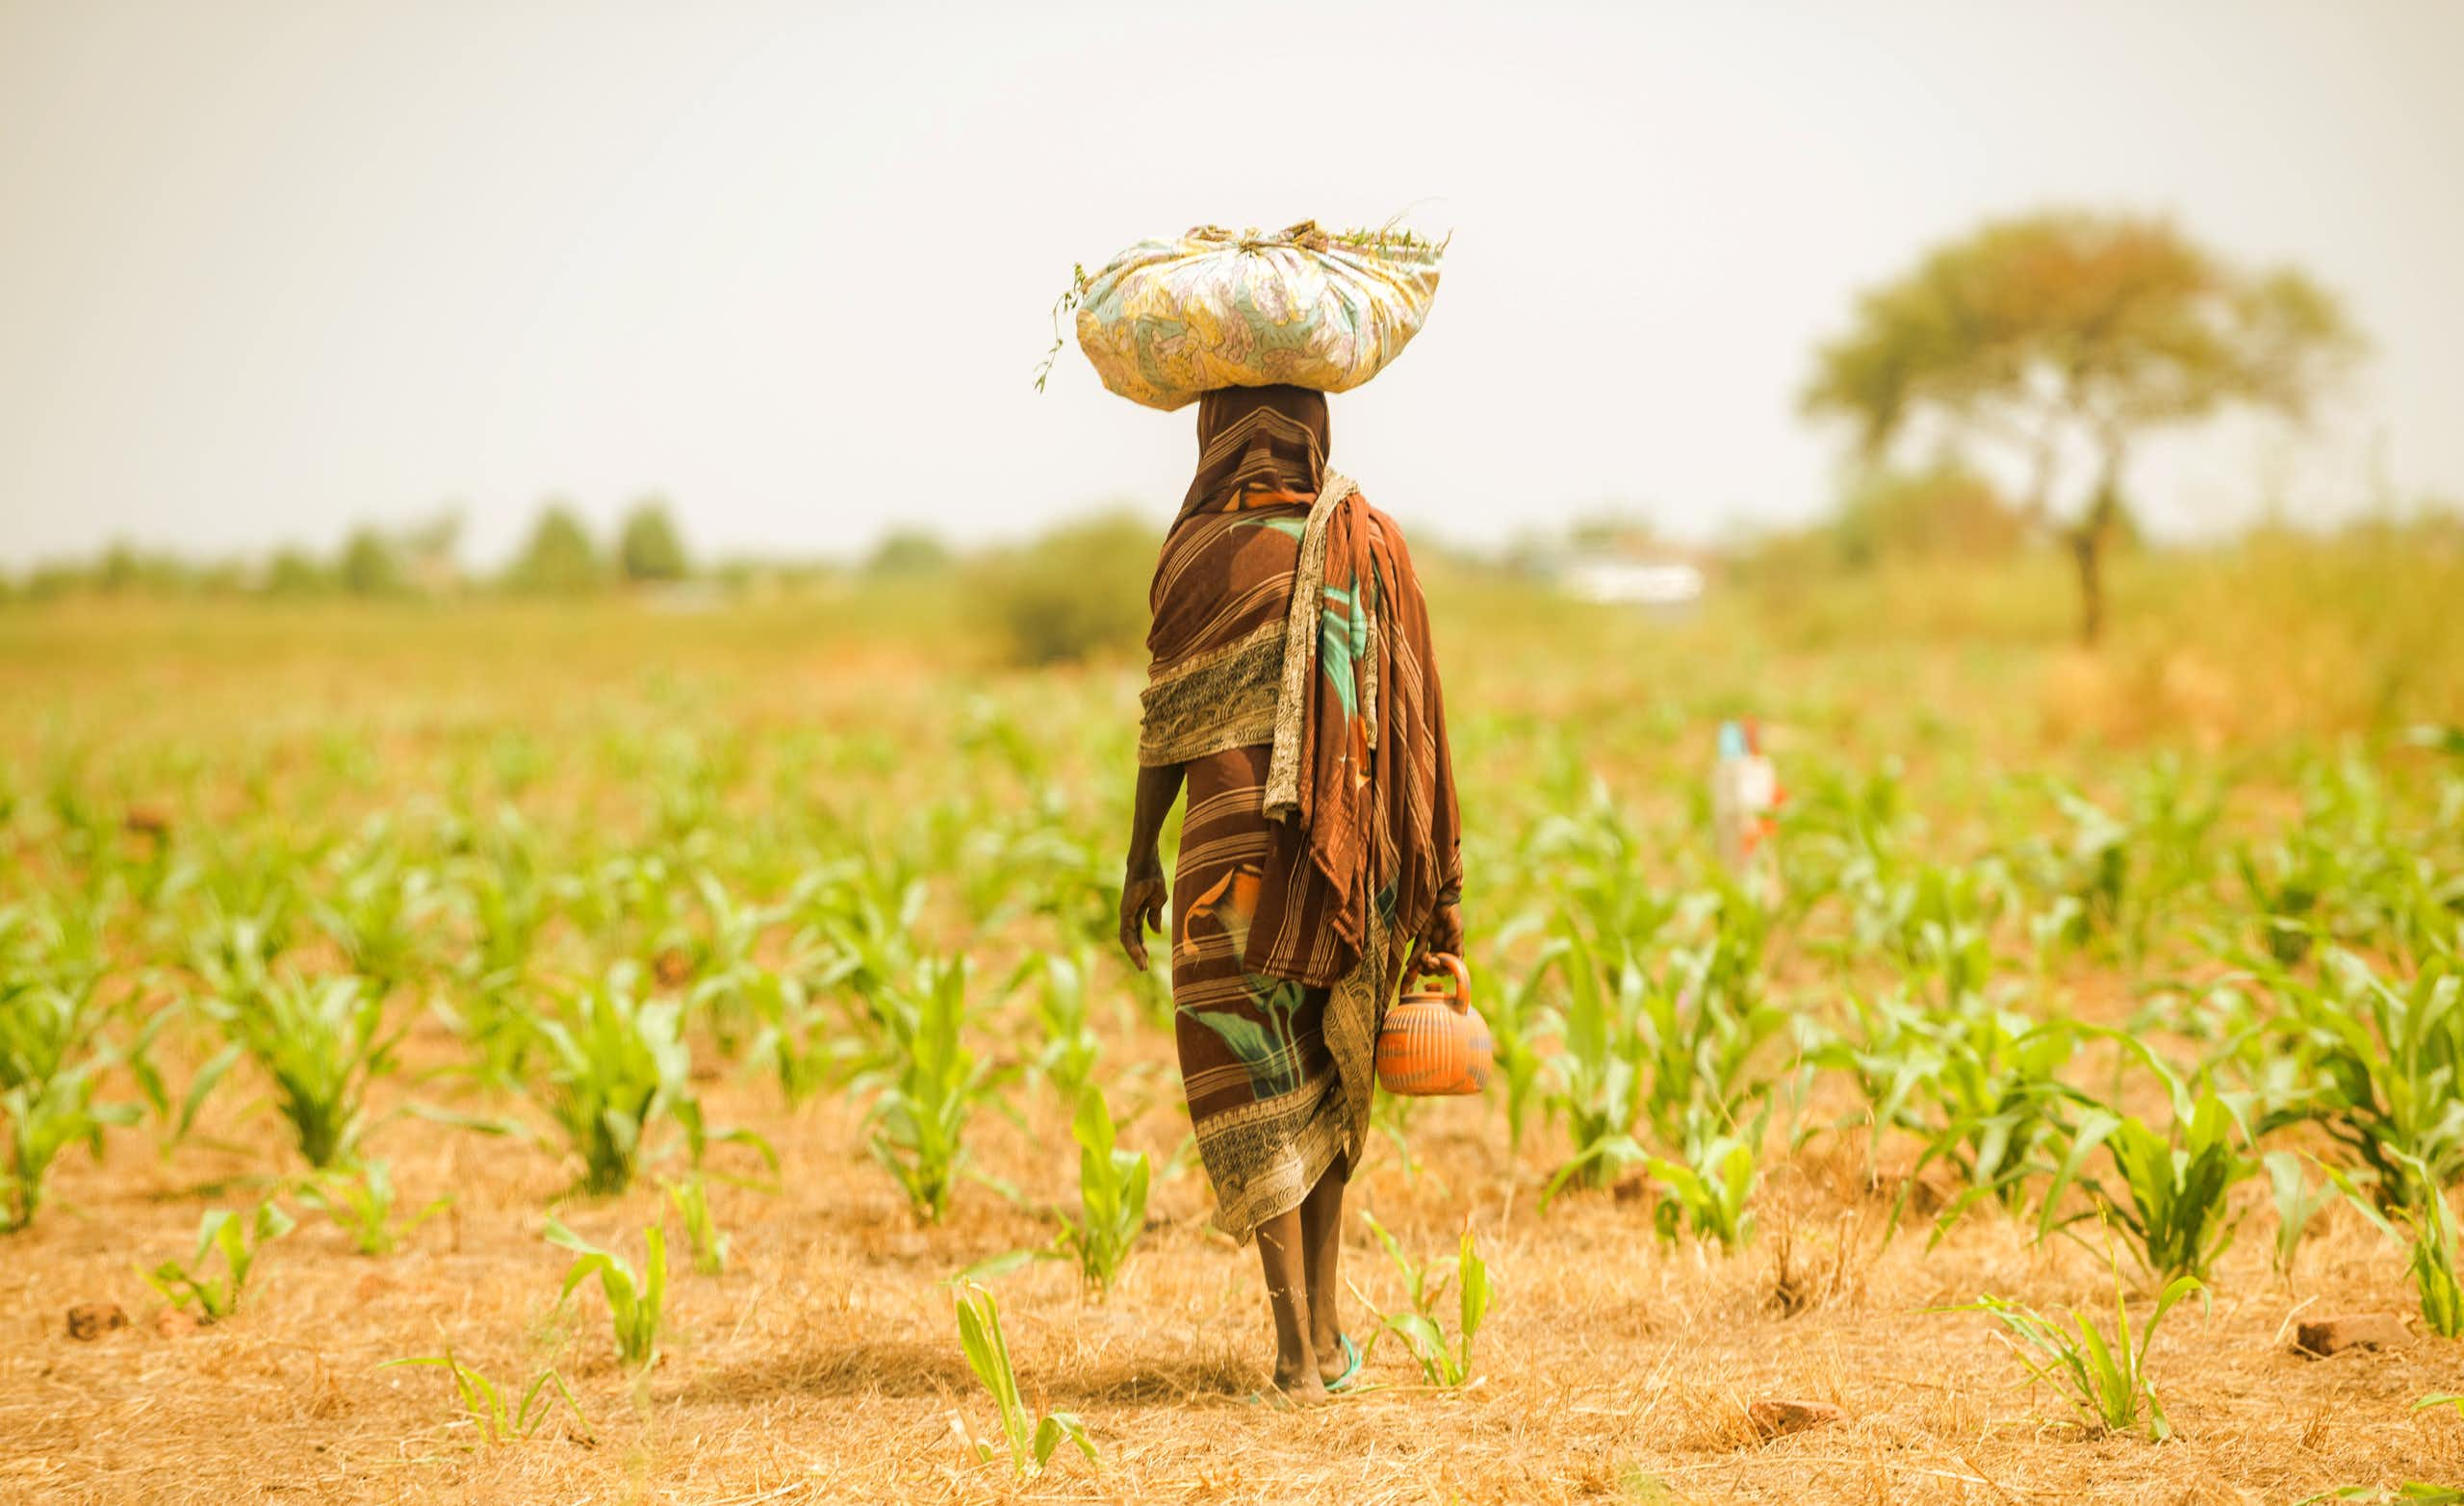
[1117,760,1185,970]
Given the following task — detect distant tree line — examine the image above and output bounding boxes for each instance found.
[1,499,703,601]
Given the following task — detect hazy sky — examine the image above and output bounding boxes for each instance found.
[4,0,2461,569]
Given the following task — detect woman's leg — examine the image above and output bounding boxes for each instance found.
[1254,1210,1324,1401]
[1298,1156,1348,1383]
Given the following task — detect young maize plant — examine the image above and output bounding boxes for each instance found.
[1051,1084,1148,1296]
[526,971,690,1195]
[1015,946,1102,1112]
[1644,1114,1764,1252]
[1482,917,1557,1155]
[209,972,404,1169]
[2330,1154,2464,1339]
[379,1343,593,1446]
[142,1201,297,1321]
[311,842,446,994]
[1538,904,1784,1205]
[859,957,990,1224]
[298,1159,451,1257]
[546,1217,667,1369]
[950,1281,1096,1479]
[662,1174,729,1276]
[2038,1080,2258,1285]
[0,968,139,1232]
[1353,1212,1491,1388]
[2264,1150,2333,1275]
[3,1066,136,1233]
[2258,953,2463,1212]
[122,999,242,1159]
[1932,1244,2206,1442]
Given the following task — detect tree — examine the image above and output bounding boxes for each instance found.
[618,499,690,583]
[863,528,952,578]
[1804,212,2358,643]
[337,527,405,596]
[507,504,603,593]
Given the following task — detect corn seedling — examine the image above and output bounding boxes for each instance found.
[311,846,445,992]
[123,1000,242,1158]
[1483,919,1555,1154]
[2330,1155,2464,1338]
[1050,1084,1147,1295]
[3,1066,137,1232]
[141,1201,296,1321]
[2039,1085,2256,1284]
[299,1159,449,1256]
[858,957,989,1224]
[2265,1150,2333,1275]
[526,973,690,1194]
[380,1343,592,1445]
[1016,946,1102,1111]
[546,1217,667,1368]
[209,972,403,1168]
[2261,953,2464,1210]
[1353,1212,1491,1388]
[0,976,106,1090]
[950,1281,1096,1478]
[1644,1118,1762,1252]
[663,1174,728,1276]
[1932,1246,2205,1441]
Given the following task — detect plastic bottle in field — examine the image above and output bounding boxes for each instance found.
[1712,719,1784,903]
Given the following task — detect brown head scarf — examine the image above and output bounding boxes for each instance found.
[1181,385,1330,517]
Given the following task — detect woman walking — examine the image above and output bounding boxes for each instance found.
[1117,384,1463,1404]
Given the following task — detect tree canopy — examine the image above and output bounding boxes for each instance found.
[508,505,604,593]
[1805,212,2359,640]
[619,500,690,583]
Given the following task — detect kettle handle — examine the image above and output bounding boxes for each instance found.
[1413,953,1472,1011]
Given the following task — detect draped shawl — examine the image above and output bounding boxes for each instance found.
[1139,390,1461,1166]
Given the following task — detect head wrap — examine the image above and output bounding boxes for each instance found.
[1181,385,1330,517]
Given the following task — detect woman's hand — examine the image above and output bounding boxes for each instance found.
[1118,859,1168,971]
[1409,901,1464,977]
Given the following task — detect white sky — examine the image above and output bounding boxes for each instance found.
[3,0,2460,569]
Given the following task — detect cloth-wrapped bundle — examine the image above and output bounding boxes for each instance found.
[1073,221,1443,412]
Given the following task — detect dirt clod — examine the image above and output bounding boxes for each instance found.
[65,1303,129,1340]
[153,1309,200,1339]
[1748,1399,1843,1439]
[2295,1314,2405,1358]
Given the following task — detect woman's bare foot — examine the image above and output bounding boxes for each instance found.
[1270,1362,1330,1406]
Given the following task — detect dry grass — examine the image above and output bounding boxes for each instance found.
[3,553,2460,1505]
[5,1048,2460,1505]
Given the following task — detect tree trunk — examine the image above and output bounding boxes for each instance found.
[2069,444,2126,647]
[2068,523,2106,647]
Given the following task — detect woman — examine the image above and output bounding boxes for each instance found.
[1117,384,1463,1404]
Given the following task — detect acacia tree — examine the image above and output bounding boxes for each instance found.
[1804,212,2357,643]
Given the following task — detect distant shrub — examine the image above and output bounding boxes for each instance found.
[619,501,690,583]
[865,528,954,579]
[338,527,406,596]
[970,512,1153,665]
[506,505,604,593]
[1834,465,2029,569]
[264,548,332,596]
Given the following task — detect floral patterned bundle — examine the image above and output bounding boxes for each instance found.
[1072,221,1444,412]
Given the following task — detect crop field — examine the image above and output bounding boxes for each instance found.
[3,534,2462,1505]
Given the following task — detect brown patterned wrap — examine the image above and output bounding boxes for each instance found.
[1140,386,1463,1242]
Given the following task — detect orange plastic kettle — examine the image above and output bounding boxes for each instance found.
[1374,954,1492,1097]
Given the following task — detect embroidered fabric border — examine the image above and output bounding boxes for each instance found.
[1138,621,1284,766]
[1263,472,1356,822]
[1197,1061,1348,1245]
